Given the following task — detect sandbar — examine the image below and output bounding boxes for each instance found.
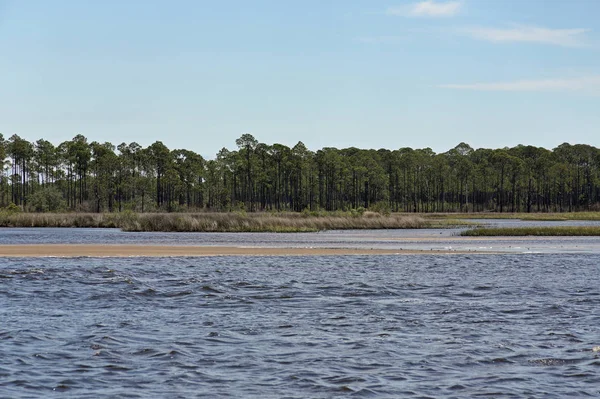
[0,244,486,257]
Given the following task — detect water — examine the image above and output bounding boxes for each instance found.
[2,222,600,253]
[1,254,599,398]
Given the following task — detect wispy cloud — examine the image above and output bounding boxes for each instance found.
[440,76,600,92]
[356,36,406,44]
[387,1,462,18]
[461,25,590,47]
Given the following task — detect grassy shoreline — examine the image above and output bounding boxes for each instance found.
[0,211,430,232]
[121,212,431,232]
[0,211,598,232]
[461,226,600,237]
[429,212,600,221]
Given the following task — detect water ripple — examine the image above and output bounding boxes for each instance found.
[1,254,599,397]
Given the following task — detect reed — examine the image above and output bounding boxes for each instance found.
[0,211,141,228]
[429,212,600,221]
[0,211,428,232]
[119,212,427,232]
[426,218,478,227]
[519,212,600,221]
[461,226,600,236]
[0,212,107,228]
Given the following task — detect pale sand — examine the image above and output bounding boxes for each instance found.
[0,244,488,257]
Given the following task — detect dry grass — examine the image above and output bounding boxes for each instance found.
[0,212,121,228]
[0,211,427,232]
[120,212,427,232]
[428,212,600,221]
[519,212,600,221]
[425,218,478,227]
[6,211,598,232]
[461,226,600,236]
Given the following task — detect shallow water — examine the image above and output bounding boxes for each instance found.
[2,223,600,253]
[1,255,599,398]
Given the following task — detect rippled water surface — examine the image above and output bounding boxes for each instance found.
[3,223,600,253]
[1,255,599,398]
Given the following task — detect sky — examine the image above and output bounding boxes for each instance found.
[0,0,599,157]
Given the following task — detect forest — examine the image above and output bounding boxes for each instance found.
[1,132,600,214]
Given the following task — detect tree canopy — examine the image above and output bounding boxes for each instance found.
[0,132,599,213]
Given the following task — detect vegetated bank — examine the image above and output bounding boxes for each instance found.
[461,226,600,237]
[120,211,430,232]
[431,212,600,221]
[4,133,600,217]
[2,208,600,232]
[0,210,429,232]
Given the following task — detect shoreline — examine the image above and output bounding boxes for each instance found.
[0,211,599,233]
[0,244,499,257]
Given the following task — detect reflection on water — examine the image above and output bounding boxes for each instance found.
[1,255,599,398]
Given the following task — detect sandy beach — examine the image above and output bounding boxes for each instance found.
[0,244,485,257]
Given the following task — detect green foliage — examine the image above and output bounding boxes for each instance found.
[27,187,67,212]
[1,202,22,214]
[1,133,600,216]
[369,202,391,216]
[350,207,366,217]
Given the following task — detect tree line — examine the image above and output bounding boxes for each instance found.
[1,132,599,213]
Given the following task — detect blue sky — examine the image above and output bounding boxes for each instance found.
[1,0,599,157]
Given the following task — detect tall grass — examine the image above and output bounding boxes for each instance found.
[0,211,427,232]
[429,212,600,221]
[120,212,427,232]
[0,212,115,228]
[519,212,600,221]
[0,211,141,228]
[6,211,599,232]
[461,226,600,236]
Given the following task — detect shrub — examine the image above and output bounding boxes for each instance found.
[27,187,67,212]
[369,201,391,216]
[2,202,23,214]
[350,207,366,217]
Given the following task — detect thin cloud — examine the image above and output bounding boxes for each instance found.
[439,76,600,92]
[387,1,462,18]
[357,36,406,44]
[462,25,590,47]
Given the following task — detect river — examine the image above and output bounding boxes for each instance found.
[1,226,599,397]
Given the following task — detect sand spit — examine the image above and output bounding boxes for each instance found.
[0,244,497,257]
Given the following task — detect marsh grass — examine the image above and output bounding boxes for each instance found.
[519,212,600,221]
[425,218,478,227]
[120,212,427,232]
[0,212,110,228]
[0,211,141,228]
[429,212,600,221]
[461,226,600,236]
[3,211,598,232]
[0,211,427,232]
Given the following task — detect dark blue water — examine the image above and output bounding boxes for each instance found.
[1,254,599,398]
